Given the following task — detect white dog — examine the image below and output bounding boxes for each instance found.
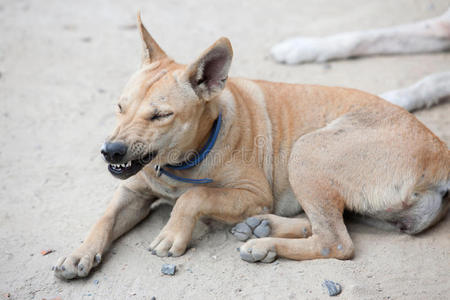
[271,9,450,111]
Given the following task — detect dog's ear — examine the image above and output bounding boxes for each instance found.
[184,37,233,101]
[137,12,167,64]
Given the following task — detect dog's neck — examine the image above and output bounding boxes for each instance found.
[179,104,220,163]
[155,105,221,184]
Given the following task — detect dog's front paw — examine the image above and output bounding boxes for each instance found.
[149,229,189,257]
[53,250,101,280]
[239,238,277,263]
[271,37,329,64]
[231,217,271,241]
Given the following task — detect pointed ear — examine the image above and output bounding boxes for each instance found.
[137,12,167,64]
[184,37,233,101]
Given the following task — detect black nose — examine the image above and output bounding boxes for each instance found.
[101,142,128,163]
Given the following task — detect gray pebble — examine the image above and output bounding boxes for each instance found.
[161,264,177,275]
[245,217,261,229]
[93,279,99,285]
[253,220,271,238]
[322,280,342,296]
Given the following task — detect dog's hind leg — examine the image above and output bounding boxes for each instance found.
[231,214,312,241]
[271,8,450,64]
[239,198,354,263]
[380,72,450,111]
[53,184,156,279]
[239,137,354,263]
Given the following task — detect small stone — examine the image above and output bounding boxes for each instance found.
[322,280,342,296]
[161,264,176,275]
[93,279,99,285]
[40,249,55,256]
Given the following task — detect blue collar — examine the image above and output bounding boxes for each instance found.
[154,112,222,184]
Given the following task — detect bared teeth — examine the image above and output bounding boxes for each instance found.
[110,162,131,170]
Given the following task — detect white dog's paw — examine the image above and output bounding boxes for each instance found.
[239,238,277,263]
[380,89,416,111]
[53,251,101,280]
[231,217,271,241]
[271,37,329,64]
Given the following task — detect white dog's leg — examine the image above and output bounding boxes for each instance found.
[380,72,450,111]
[271,9,450,64]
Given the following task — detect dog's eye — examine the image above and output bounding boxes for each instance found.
[150,111,174,121]
[117,103,123,113]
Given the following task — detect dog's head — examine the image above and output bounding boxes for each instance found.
[101,14,233,179]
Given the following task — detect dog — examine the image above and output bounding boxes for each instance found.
[53,14,450,279]
[271,8,450,112]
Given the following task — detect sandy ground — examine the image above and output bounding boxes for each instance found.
[1,0,449,299]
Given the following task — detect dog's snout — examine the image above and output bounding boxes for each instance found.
[101,142,128,163]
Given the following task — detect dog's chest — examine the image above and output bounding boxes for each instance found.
[141,171,189,200]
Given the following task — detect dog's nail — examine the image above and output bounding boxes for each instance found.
[51,266,55,271]
[95,253,102,264]
[79,264,84,271]
[167,252,173,257]
[151,250,156,255]
[61,266,65,271]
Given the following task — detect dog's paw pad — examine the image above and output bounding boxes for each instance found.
[231,222,252,241]
[253,220,271,238]
[245,217,261,229]
[232,218,272,241]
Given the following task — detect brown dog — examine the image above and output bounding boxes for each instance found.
[54,15,449,279]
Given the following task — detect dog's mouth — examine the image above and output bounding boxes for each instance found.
[108,151,158,180]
